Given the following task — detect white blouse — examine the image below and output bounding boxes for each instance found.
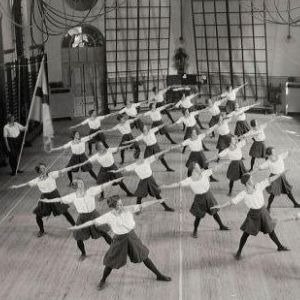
[176,95,194,109]
[144,110,162,122]
[208,102,221,116]
[252,127,266,142]
[259,152,288,174]
[95,205,139,235]
[114,121,132,135]
[124,156,156,179]
[119,104,139,117]
[219,140,245,161]
[29,171,59,193]
[182,134,205,151]
[181,169,212,194]
[236,112,246,121]
[89,147,117,167]
[136,129,158,146]
[61,186,101,213]
[3,122,25,138]
[82,116,105,130]
[176,112,198,127]
[64,138,89,155]
[232,179,269,209]
[217,120,230,135]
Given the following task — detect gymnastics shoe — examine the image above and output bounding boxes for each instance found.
[79,254,87,261]
[277,246,290,252]
[97,280,106,291]
[219,225,230,231]
[192,231,198,238]
[37,231,45,238]
[156,275,172,282]
[234,252,241,260]
[294,203,300,208]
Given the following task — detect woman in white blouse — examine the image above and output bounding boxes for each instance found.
[218,137,248,196]
[123,124,175,172]
[180,126,218,178]
[118,99,144,131]
[215,113,234,154]
[172,108,209,153]
[259,147,300,211]
[50,130,99,186]
[206,97,227,137]
[115,148,178,212]
[70,195,172,291]
[3,114,26,175]
[85,142,133,197]
[161,163,229,238]
[221,82,247,113]
[143,102,177,144]
[70,109,118,155]
[40,179,123,260]
[149,85,175,123]
[229,103,257,137]
[101,114,141,164]
[212,173,289,260]
[10,162,77,237]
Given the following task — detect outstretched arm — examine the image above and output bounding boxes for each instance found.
[234,82,248,93]
[70,119,88,130]
[10,181,32,189]
[50,141,71,152]
[153,145,182,160]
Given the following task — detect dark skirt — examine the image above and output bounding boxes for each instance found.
[144,143,161,158]
[226,160,247,181]
[186,151,208,169]
[266,173,292,196]
[66,153,92,172]
[226,100,236,113]
[184,125,199,140]
[119,133,139,149]
[103,230,149,269]
[89,129,106,144]
[190,190,219,218]
[209,114,220,128]
[240,206,276,236]
[234,120,250,136]
[33,189,69,217]
[135,176,161,198]
[129,117,144,131]
[73,210,110,241]
[7,136,21,157]
[216,133,232,151]
[97,163,122,184]
[249,141,266,158]
[152,120,166,135]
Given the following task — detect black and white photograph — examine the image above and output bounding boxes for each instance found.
[0,0,300,299]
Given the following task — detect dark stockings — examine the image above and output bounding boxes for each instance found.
[250,157,256,171]
[229,180,234,195]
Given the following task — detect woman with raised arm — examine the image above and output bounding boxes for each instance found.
[149,85,175,123]
[216,113,234,154]
[242,119,272,171]
[40,179,123,260]
[118,99,144,131]
[206,97,227,137]
[161,163,229,238]
[229,103,258,137]
[85,141,133,197]
[218,137,247,196]
[212,173,289,260]
[70,109,118,155]
[10,162,77,237]
[221,83,247,113]
[172,109,209,153]
[100,114,141,164]
[115,148,179,212]
[180,127,218,179]
[259,147,300,211]
[70,195,172,291]
[174,92,206,129]
[123,124,175,172]
[50,131,98,186]
[143,102,177,144]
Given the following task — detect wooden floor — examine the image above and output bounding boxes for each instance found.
[0,112,300,300]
